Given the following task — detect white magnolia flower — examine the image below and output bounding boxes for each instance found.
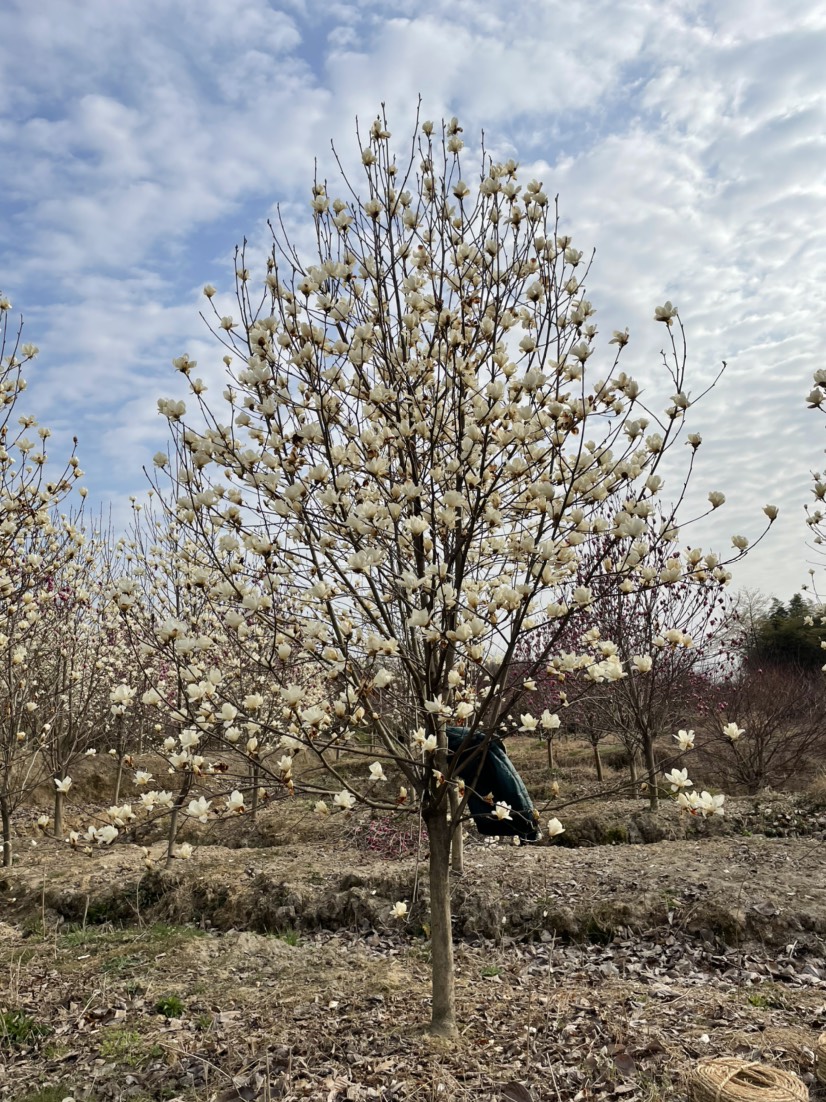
[368,762,386,782]
[493,802,513,821]
[314,801,329,815]
[134,770,153,786]
[722,722,744,742]
[108,804,135,826]
[674,729,695,752]
[708,491,726,508]
[334,790,356,811]
[632,655,653,674]
[519,713,538,732]
[696,791,725,818]
[226,790,245,813]
[540,711,561,730]
[176,842,194,859]
[547,817,565,838]
[654,301,678,325]
[424,695,450,718]
[186,796,211,822]
[391,901,408,919]
[663,768,692,792]
[677,791,701,814]
[54,777,72,794]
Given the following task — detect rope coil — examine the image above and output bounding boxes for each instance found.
[815,1034,826,1086]
[689,1058,808,1102]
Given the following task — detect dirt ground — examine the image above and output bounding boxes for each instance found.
[2,741,825,1102]
[0,816,825,1102]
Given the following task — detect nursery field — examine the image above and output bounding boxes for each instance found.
[1,741,825,1102]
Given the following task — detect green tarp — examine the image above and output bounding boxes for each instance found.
[446,726,539,841]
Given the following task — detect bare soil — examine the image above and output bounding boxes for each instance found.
[1,740,825,1101]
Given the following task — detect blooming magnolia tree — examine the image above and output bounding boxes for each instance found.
[27,519,127,837]
[145,111,769,1036]
[105,492,324,865]
[0,297,85,865]
[516,528,741,809]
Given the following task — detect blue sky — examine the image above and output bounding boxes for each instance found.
[2,0,826,601]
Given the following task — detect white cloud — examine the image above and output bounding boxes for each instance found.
[1,0,825,600]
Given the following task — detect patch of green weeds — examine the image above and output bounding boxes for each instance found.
[60,921,204,951]
[11,1087,72,1102]
[99,1027,163,1066]
[0,1010,51,1049]
[407,941,432,964]
[99,954,142,976]
[746,988,789,1010]
[154,994,185,1018]
[481,965,502,978]
[42,1041,70,1060]
[747,993,769,1008]
[275,929,300,946]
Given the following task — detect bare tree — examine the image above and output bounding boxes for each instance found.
[696,662,826,793]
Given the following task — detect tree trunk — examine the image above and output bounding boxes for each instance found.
[593,744,604,783]
[449,788,463,876]
[113,716,126,804]
[546,736,555,773]
[53,790,64,839]
[165,774,193,869]
[629,751,638,792]
[643,737,659,812]
[425,805,457,1037]
[114,758,124,805]
[1,794,11,868]
[165,804,181,869]
[250,761,259,822]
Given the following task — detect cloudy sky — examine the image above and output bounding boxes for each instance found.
[2,0,825,602]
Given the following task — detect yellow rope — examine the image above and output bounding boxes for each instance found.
[814,1034,826,1086]
[692,1058,807,1102]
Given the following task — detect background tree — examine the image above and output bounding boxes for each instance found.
[744,593,826,671]
[695,659,826,793]
[0,298,83,865]
[516,530,737,809]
